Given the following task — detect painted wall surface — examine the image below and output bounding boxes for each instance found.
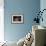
[4,0,40,42]
[40,0,46,27]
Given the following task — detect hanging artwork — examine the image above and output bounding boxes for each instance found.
[12,15,23,24]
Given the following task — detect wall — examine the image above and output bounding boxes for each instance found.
[40,0,46,27]
[4,0,40,42]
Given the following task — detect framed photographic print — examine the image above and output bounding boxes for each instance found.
[12,15,23,24]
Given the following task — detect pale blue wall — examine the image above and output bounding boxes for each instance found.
[40,0,46,27]
[4,0,40,42]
